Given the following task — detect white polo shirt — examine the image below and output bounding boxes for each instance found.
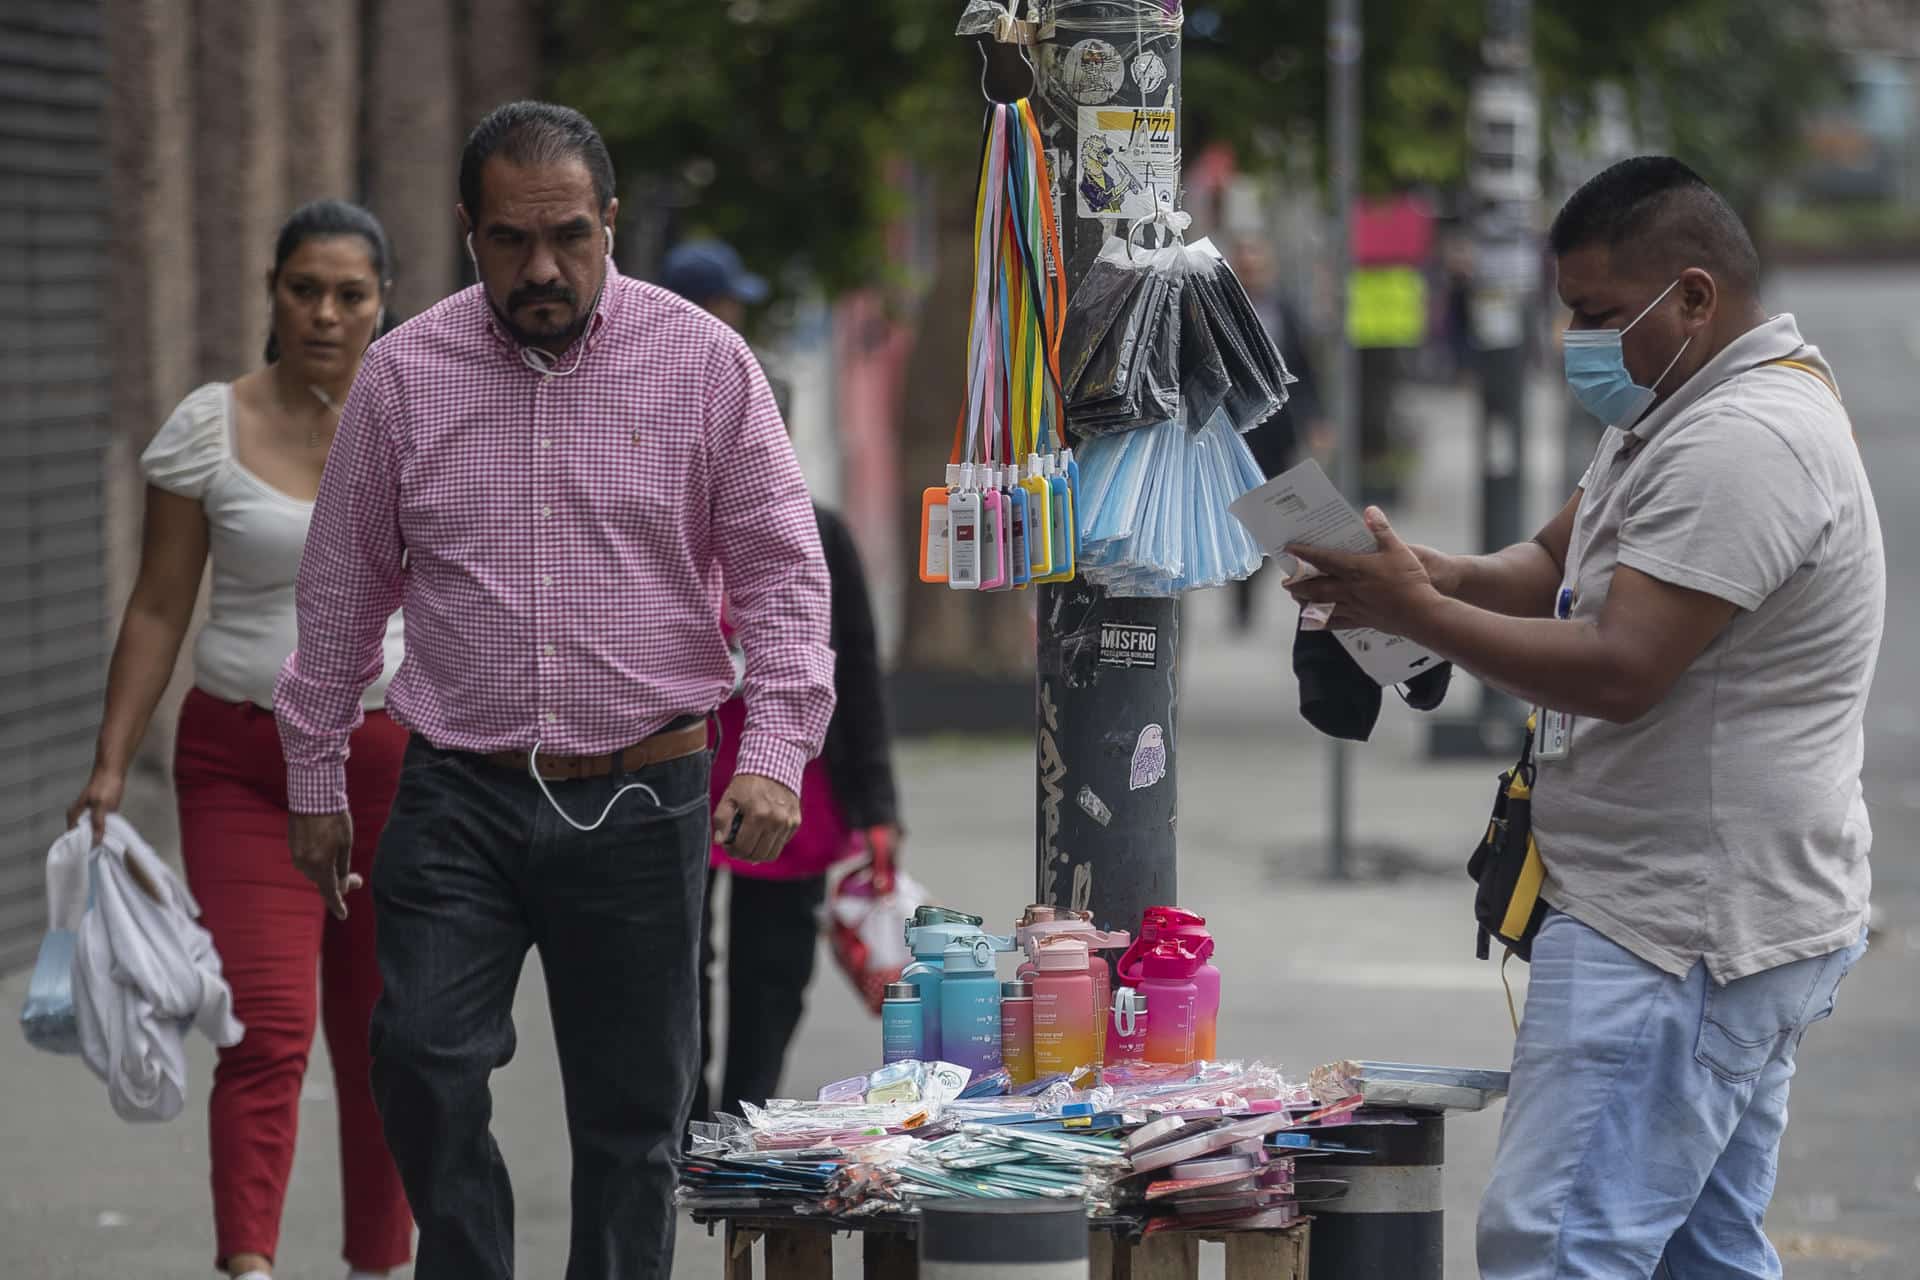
[1534,314,1884,982]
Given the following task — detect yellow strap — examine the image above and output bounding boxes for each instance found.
[1762,356,1856,444]
[1499,838,1546,942]
[1763,357,1839,399]
[1501,949,1521,1035]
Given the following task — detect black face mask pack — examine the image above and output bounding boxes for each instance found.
[1292,620,1453,742]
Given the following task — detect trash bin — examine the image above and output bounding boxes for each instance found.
[920,1199,1087,1278]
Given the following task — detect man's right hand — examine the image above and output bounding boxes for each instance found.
[289,811,360,920]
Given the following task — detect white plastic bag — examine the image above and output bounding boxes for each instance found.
[19,823,95,1054]
[826,836,931,1016]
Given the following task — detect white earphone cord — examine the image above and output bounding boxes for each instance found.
[526,740,660,833]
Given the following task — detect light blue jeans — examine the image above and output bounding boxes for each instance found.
[1478,909,1866,1280]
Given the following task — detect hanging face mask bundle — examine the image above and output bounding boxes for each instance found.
[920,99,1081,594]
[1067,231,1289,597]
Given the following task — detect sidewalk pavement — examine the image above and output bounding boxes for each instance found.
[5,375,1913,1278]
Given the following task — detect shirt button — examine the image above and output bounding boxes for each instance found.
[546,712,559,724]
[543,643,556,657]
[539,505,551,518]
[540,438,552,448]
[541,574,553,586]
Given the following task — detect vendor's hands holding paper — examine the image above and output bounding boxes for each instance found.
[1284,507,1440,636]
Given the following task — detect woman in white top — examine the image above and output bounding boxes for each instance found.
[69,201,412,1280]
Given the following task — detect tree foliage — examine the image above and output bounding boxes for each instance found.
[551,0,1847,294]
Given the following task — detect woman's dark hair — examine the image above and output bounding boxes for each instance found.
[264,199,397,363]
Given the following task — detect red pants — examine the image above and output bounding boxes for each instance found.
[174,688,413,1272]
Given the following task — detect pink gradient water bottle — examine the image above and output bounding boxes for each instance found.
[1118,907,1220,1061]
[1108,987,1149,1064]
[1137,939,1204,1067]
[1030,937,1098,1083]
[1013,906,1128,1067]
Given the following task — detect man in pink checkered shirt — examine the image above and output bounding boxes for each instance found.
[273,102,833,1280]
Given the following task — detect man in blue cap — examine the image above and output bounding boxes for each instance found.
[660,239,769,331]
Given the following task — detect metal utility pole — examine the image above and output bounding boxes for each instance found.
[1323,0,1362,880]
[1030,8,1182,935]
[1431,0,1538,760]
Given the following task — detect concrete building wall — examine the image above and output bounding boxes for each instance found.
[91,0,523,848]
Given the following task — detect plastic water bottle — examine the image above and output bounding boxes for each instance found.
[1137,939,1204,1067]
[1013,905,1128,1067]
[1118,906,1221,1061]
[1108,986,1149,1064]
[1030,936,1098,1084]
[938,937,1005,1077]
[1000,980,1035,1086]
[881,982,923,1064]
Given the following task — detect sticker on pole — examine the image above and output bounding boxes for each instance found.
[1131,51,1168,96]
[1098,622,1159,669]
[1076,108,1177,221]
[1129,724,1168,791]
[1059,38,1126,104]
[1077,785,1114,827]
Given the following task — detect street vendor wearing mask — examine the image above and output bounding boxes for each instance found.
[1285,156,1882,1278]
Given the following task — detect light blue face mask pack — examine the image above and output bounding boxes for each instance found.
[1561,277,1691,430]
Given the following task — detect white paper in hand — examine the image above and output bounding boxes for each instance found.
[1228,459,1442,686]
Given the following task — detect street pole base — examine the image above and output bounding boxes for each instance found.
[1426,714,1526,761]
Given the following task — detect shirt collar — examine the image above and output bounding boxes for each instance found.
[480,257,625,364]
[1627,312,1808,446]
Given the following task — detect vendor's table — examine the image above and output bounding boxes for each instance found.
[690,1212,1311,1280]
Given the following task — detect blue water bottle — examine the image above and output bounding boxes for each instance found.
[938,937,1005,1077]
[880,982,924,1063]
[903,907,985,1061]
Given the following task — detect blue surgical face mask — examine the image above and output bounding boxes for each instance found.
[1562,278,1691,429]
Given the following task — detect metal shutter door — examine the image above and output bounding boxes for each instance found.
[0,3,110,971]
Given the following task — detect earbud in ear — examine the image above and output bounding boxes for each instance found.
[605,226,615,257]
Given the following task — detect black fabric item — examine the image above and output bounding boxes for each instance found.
[1294,622,1382,742]
[1293,618,1455,740]
[1401,659,1452,711]
[813,505,899,829]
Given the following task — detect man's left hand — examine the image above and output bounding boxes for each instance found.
[1284,506,1441,636]
[713,773,802,864]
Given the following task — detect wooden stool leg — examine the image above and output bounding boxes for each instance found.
[725,1223,761,1280]
[863,1231,919,1280]
[765,1226,834,1280]
[1088,1229,1121,1280]
[1221,1226,1311,1280]
[1129,1233,1199,1280]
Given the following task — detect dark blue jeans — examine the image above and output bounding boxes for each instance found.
[368,738,710,1280]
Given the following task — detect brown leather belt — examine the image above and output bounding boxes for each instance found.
[479,720,708,781]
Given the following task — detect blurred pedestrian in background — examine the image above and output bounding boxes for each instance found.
[663,237,905,1127]
[68,201,412,1280]
[661,237,794,420]
[1229,235,1324,633]
[275,103,833,1280]
[660,238,768,332]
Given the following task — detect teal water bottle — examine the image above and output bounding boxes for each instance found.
[939,937,1005,1077]
[881,982,924,1063]
[902,907,986,1061]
